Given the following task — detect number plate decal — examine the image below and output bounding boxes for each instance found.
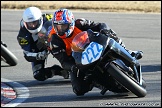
[81,42,103,65]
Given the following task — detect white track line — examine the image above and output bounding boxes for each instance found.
[1,78,29,107]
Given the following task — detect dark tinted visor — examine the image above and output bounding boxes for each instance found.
[53,23,69,36]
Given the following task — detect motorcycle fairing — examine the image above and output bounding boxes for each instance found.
[72,31,108,65]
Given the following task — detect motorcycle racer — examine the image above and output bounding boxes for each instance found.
[45,8,143,95]
[17,7,69,81]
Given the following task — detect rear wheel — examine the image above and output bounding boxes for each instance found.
[107,62,147,97]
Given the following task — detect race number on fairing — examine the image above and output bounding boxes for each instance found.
[81,42,103,65]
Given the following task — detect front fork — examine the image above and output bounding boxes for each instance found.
[108,38,142,85]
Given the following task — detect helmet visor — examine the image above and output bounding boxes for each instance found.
[25,19,41,30]
[54,23,69,36]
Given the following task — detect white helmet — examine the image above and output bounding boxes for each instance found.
[23,7,43,34]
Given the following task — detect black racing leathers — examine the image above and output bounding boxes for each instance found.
[50,18,117,95]
[16,14,67,81]
[17,14,52,62]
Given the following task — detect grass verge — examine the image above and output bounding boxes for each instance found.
[1,1,161,13]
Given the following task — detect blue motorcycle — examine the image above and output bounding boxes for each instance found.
[71,29,147,97]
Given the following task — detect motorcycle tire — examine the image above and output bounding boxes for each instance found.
[107,62,147,97]
[1,44,18,66]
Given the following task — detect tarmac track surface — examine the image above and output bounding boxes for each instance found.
[1,10,161,107]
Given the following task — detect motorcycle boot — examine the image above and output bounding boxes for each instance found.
[50,65,69,79]
[128,50,143,60]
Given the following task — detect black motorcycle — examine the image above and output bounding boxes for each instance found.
[71,29,147,97]
[1,41,18,66]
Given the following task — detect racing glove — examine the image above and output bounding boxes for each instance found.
[100,28,125,48]
[100,28,117,37]
[36,50,48,60]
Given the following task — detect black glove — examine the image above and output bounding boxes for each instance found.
[100,29,116,37]
[100,29,111,36]
[100,29,125,48]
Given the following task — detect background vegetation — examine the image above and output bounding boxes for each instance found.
[1,1,161,13]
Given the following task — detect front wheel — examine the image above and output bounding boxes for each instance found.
[106,62,147,97]
[1,44,18,66]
